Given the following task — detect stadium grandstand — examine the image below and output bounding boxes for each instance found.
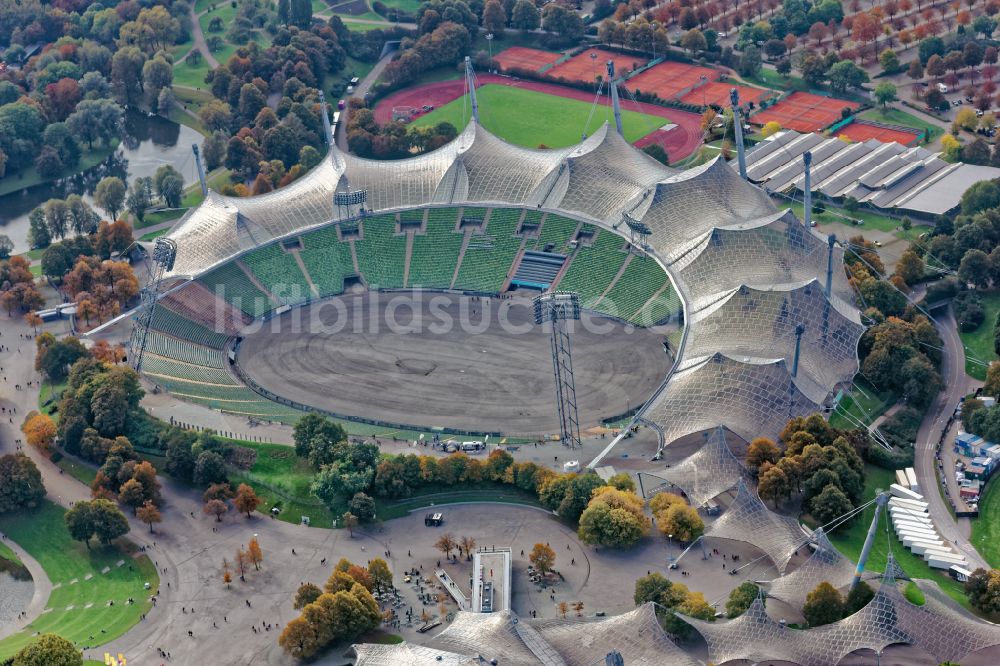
[138,119,859,455]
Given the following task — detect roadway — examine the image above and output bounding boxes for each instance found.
[914,305,989,571]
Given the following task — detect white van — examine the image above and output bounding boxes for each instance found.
[938,82,949,94]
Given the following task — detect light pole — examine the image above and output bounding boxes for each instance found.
[486,33,494,72]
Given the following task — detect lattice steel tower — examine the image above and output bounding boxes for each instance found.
[128,237,177,373]
[534,292,582,449]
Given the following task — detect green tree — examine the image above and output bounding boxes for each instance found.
[66,98,121,151]
[194,450,228,487]
[27,208,51,249]
[726,581,759,618]
[960,249,992,288]
[348,491,376,522]
[874,82,897,108]
[803,581,844,626]
[739,44,763,77]
[680,29,708,55]
[34,147,63,179]
[961,180,1000,216]
[483,0,507,35]
[290,0,313,28]
[118,478,146,514]
[203,131,228,170]
[126,177,152,221]
[154,164,184,208]
[844,580,874,615]
[511,0,540,30]
[895,248,925,285]
[655,503,704,542]
[827,60,869,93]
[0,454,45,513]
[878,49,900,74]
[94,176,126,221]
[142,56,173,100]
[342,510,359,536]
[606,472,636,492]
[12,633,82,666]
[809,483,853,526]
[111,47,146,106]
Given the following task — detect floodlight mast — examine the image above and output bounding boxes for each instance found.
[128,237,178,373]
[730,88,747,180]
[607,60,624,136]
[534,292,583,450]
[803,151,812,227]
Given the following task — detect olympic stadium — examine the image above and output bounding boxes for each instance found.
[118,107,1000,664]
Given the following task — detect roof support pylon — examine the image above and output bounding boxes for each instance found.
[465,56,479,124]
[318,90,333,146]
[730,88,747,180]
[826,234,837,298]
[803,151,812,227]
[851,492,889,591]
[608,60,623,136]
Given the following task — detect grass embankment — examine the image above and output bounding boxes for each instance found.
[829,376,895,431]
[135,208,188,230]
[957,291,1000,380]
[779,198,924,243]
[972,473,1000,567]
[0,501,159,660]
[0,541,23,568]
[231,440,543,528]
[825,465,969,607]
[411,84,666,148]
[858,107,944,143]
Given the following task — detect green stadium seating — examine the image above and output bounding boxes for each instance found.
[599,255,671,321]
[149,307,230,348]
[557,227,629,305]
[298,225,355,298]
[242,243,311,306]
[408,208,463,289]
[532,213,578,252]
[634,286,681,326]
[142,355,237,385]
[145,330,226,367]
[197,263,273,318]
[454,208,524,293]
[400,209,425,224]
[355,214,406,289]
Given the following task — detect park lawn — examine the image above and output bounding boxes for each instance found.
[347,20,391,31]
[334,8,384,21]
[824,465,970,608]
[199,2,239,34]
[743,68,809,92]
[377,0,422,12]
[55,452,99,486]
[0,140,119,198]
[0,541,23,567]
[39,378,68,419]
[195,0,220,13]
[173,57,211,89]
[957,290,1000,380]
[228,441,337,527]
[181,167,232,207]
[411,85,666,148]
[376,484,543,521]
[136,207,189,230]
[829,376,896,430]
[140,228,171,242]
[779,198,923,239]
[859,107,944,143]
[971,472,1000,567]
[0,501,159,660]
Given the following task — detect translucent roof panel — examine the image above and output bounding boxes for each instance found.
[652,427,751,506]
[763,528,856,610]
[642,352,821,449]
[459,125,575,204]
[669,209,855,311]
[684,280,863,404]
[705,480,806,573]
[350,642,476,666]
[430,611,542,666]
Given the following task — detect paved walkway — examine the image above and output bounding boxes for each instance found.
[188,6,219,69]
[336,51,394,152]
[915,305,988,570]
[0,538,51,642]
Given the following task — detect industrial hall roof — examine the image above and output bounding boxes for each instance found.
[744,129,1000,215]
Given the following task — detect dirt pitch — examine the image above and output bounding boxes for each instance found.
[494,46,562,73]
[752,91,860,133]
[834,120,921,145]
[547,48,648,84]
[237,292,672,435]
[625,61,719,100]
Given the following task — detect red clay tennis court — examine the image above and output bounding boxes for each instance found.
[547,48,648,84]
[752,91,860,132]
[494,46,562,73]
[624,61,719,100]
[679,82,769,107]
[834,120,922,145]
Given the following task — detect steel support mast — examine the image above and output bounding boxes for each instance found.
[730,88,747,179]
[128,237,178,373]
[608,60,623,135]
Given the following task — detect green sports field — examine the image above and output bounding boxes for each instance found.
[411,85,665,148]
[0,501,159,660]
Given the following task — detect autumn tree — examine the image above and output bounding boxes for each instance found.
[247,536,263,571]
[11,633,82,666]
[578,486,651,548]
[21,411,56,451]
[342,511,358,537]
[726,581,760,617]
[234,483,261,518]
[235,548,249,578]
[435,532,458,559]
[459,535,477,561]
[656,504,704,542]
[745,437,781,476]
[294,582,322,609]
[118,478,146,514]
[204,498,228,522]
[136,500,162,533]
[530,542,556,575]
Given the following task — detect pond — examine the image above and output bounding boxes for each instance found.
[0,570,33,629]
[0,109,202,253]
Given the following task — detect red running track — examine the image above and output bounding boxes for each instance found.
[374,74,704,162]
